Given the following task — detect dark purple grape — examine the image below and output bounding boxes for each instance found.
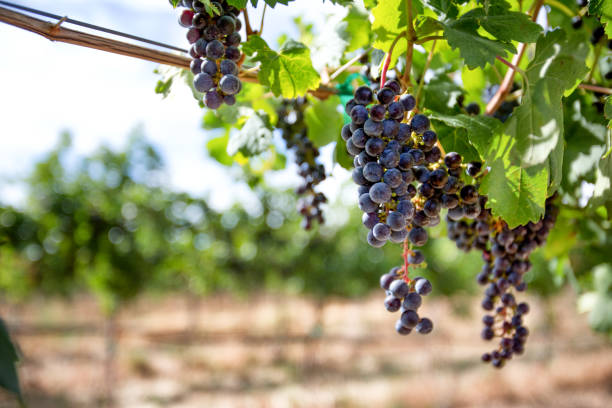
[415,318,433,334]
[219,74,241,95]
[193,73,214,92]
[186,27,201,44]
[190,58,203,74]
[400,309,419,328]
[385,295,401,312]
[354,86,374,105]
[225,46,241,61]
[400,94,416,111]
[206,40,225,59]
[411,114,430,134]
[217,15,236,35]
[377,87,395,105]
[409,227,428,246]
[204,90,223,109]
[220,59,238,76]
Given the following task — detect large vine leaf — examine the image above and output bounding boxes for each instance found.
[513,30,589,169]
[242,36,321,99]
[480,134,550,228]
[305,96,344,148]
[428,112,503,155]
[479,11,542,43]
[443,17,515,69]
[478,30,589,226]
[0,319,21,400]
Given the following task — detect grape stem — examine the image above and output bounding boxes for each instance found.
[496,56,529,91]
[485,0,544,115]
[380,31,407,88]
[415,35,444,44]
[243,8,255,37]
[258,4,267,36]
[403,0,417,87]
[402,238,411,281]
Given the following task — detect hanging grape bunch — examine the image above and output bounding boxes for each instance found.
[177,0,243,109]
[448,194,559,368]
[342,80,481,337]
[277,99,327,230]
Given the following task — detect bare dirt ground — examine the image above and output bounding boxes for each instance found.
[0,290,610,408]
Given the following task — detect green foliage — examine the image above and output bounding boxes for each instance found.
[304,95,344,147]
[243,36,321,98]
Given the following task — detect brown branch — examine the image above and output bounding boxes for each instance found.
[0,6,337,99]
[0,6,191,68]
[578,84,612,95]
[485,0,544,115]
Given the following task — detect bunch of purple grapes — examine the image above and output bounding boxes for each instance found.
[342,81,483,336]
[277,98,327,230]
[448,193,559,368]
[177,0,243,109]
[380,264,434,336]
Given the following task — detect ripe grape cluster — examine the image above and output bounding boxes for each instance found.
[342,81,484,336]
[341,82,559,367]
[380,264,434,336]
[177,0,243,109]
[448,194,558,368]
[277,99,327,229]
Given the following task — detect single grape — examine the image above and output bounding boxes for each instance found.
[193,73,214,93]
[415,318,433,334]
[220,59,239,76]
[206,40,225,59]
[204,90,223,109]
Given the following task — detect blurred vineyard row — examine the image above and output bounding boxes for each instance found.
[0,130,610,325]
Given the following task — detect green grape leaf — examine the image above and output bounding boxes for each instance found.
[226,0,248,8]
[428,112,503,157]
[589,0,612,37]
[606,96,612,122]
[421,0,459,19]
[242,36,321,99]
[227,110,274,157]
[334,133,353,170]
[443,17,515,69]
[372,0,406,47]
[415,16,445,37]
[480,11,542,43]
[480,134,550,228]
[422,77,463,114]
[0,319,21,399]
[341,6,372,52]
[170,0,181,8]
[479,30,589,226]
[434,125,481,162]
[305,96,344,148]
[512,30,589,172]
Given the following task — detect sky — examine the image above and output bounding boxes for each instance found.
[0,0,350,210]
